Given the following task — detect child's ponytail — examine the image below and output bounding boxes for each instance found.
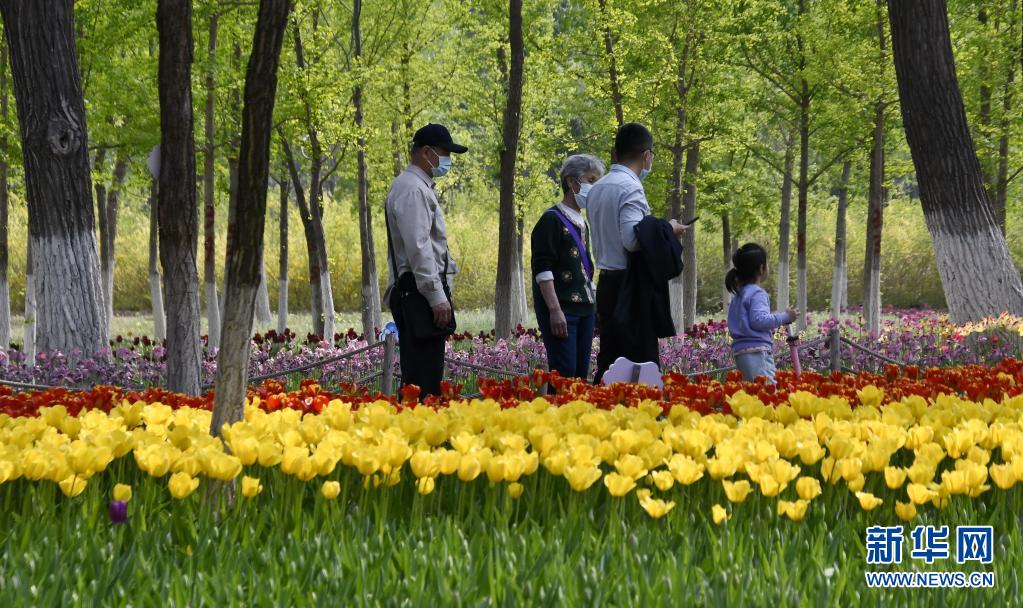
[725,268,741,295]
[725,243,769,296]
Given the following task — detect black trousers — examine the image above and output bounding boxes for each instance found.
[594,270,660,384]
[389,289,446,397]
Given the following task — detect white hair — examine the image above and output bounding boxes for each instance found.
[559,154,605,193]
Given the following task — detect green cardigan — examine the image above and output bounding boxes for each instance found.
[529,207,595,317]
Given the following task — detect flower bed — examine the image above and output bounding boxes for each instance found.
[1,311,1020,391]
[2,361,1023,516]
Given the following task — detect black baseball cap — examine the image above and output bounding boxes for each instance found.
[412,123,468,154]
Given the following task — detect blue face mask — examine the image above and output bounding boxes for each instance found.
[638,151,653,181]
[574,182,593,208]
[428,148,452,178]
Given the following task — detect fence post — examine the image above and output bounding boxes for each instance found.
[829,327,841,373]
[382,333,396,396]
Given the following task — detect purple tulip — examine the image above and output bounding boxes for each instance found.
[109,500,128,524]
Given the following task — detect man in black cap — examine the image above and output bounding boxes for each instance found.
[383,124,468,397]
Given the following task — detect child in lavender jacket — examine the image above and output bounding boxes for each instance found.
[726,243,796,383]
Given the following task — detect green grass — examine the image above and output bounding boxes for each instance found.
[6,308,541,346]
[0,469,1019,607]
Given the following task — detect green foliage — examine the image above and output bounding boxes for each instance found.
[2,0,1022,321]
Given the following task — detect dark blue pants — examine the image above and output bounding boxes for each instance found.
[535,302,595,381]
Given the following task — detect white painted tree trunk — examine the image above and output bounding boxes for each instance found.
[320,267,335,346]
[277,278,288,334]
[776,151,794,310]
[669,277,684,333]
[205,282,220,349]
[830,162,851,320]
[254,251,272,327]
[22,236,33,363]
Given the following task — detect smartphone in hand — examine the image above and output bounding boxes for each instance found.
[681,216,699,226]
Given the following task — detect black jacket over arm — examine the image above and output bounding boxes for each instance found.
[612,215,683,356]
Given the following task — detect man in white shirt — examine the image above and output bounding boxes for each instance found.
[384,124,467,397]
[587,123,687,382]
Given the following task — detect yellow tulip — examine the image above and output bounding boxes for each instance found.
[603,472,636,497]
[906,483,937,505]
[58,475,88,498]
[113,483,133,502]
[846,474,866,493]
[241,476,263,498]
[417,476,436,496]
[508,482,524,499]
[230,436,259,466]
[614,454,648,480]
[722,479,752,503]
[667,454,704,485]
[989,463,1016,490]
[205,453,243,481]
[439,449,461,476]
[638,495,675,519]
[457,454,482,482]
[168,472,199,500]
[410,450,440,479]
[777,499,808,522]
[257,441,283,467]
[564,465,602,492]
[884,466,908,489]
[894,501,917,522]
[322,480,341,500]
[796,477,821,501]
[0,460,20,485]
[711,504,728,525]
[757,475,783,498]
[855,491,883,511]
[650,470,675,492]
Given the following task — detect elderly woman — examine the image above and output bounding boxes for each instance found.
[530,154,605,381]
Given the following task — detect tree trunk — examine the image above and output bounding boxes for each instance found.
[863,103,886,334]
[280,137,324,338]
[353,0,382,341]
[291,27,333,344]
[254,251,272,327]
[667,109,686,332]
[94,149,109,338]
[831,161,851,320]
[104,154,127,332]
[514,214,527,325]
[203,11,221,350]
[495,0,525,340]
[218,155,238,335]
[148,180,166,341]
[721,212,732,313]
[776,147,794,310]
[597,0,624,127]
[0,0,107,357]
[681,141,699,329]
[995,24,1014,236]
[277,179,289,333]
[0,38,11,350]
[888,0,1023,322]
[156,0,202,395]
[796,85,810,331]
[23,235,34,363]
[211,0,291,437]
